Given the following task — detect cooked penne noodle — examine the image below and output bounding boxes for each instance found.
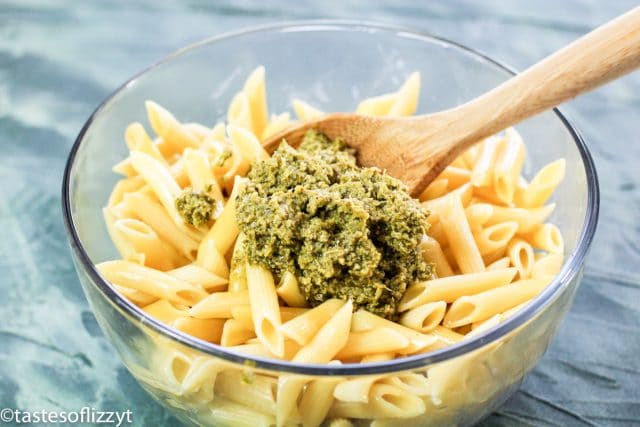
[299,376,344,427]
[486,203,555,234]
[293,300,353,364]
[356,94,397,116]
[432,325,465,345]
[182,148,224,202]
[145,100,199,152]
[380,373,430,396]
[221,319,256,346]
[350,310,437,354]
[486,256,512,271]
[418,178,449,201]
[241,65,269,137]
[470,301,528,334]
[281,299,344,345]
[473,221,519,255]
[261,112,292,141]
[531,253,564,279]
[113,217,181,270]
[399,268,517,310]
[333,376,383,403]
[174,317,225,343]
[125,122,167,164]
[129,150,185,227]
[214,370,277,417]
[426,221,448,248]
[228,124,270,164]
[419,235,453,277]
[493,128,525,204]
[360,353,396,363]
[103,208,145,265]
[527,223,564,254]
[115,285,157,306]
[399,301,447,333]
[208,396,275,427]
[198,177,246,260]
[228,232,247,292]
[123,191,200,259]
[515,159,566,208]
[507,238,535,279]
[246,263,285,358]
[421,182,473,223]
[441,194,485,274]
[231,305,308,332]
[443,278,550,327]
[465,203,494,231]
[108,176,145,207]
[471,136,502,187]
[329,384,426,419]
[228,92,253,134]
[438,166,471,189]
[276,271,306,308]
[166,263,227,292]
[292,99,323,120]
[189,290,249,318]
[335,328,410,360]
[98,260,207,305]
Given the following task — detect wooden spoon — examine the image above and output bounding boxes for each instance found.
[263,7,640,197]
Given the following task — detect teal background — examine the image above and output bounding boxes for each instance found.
[1,1,639,426]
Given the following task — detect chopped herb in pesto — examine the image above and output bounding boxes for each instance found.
[236,130,434,320]
[175,189,216,227]
[215,149,232,167]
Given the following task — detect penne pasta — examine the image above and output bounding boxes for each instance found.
[443,278,550,327]
[221,319,256,346]
[441,194,485,274]
[276,271,306,308]
[473,221,519,256]
[399,301,447,333]
[166,263,227,292]
[531,252,564,279]
[335,328,410,360]
[493,128,525,204]
[471,136,502,187]
[486,203,555,234]
[98,260,207,305]
[526,223,564,254]
[281,299,344,345]
[419,235,453,277]
[398,268,517,310]
[298,376,343,427]
[507,238,535,279]
[189,290,249,318]
[515,159,566,208]
[246,263,285,358]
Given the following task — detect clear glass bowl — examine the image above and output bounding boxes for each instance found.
[62,21,599,427]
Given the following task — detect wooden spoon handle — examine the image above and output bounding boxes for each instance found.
[437,7,640,153]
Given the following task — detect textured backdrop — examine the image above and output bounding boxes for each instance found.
[0,1,639,426]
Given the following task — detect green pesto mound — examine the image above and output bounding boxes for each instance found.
[236,130,434,320]
[175,190,216,227]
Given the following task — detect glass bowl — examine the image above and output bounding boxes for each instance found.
[62,21,599,427]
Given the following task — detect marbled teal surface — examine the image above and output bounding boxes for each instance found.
[1,1,639,426]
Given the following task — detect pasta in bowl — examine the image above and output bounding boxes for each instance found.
[62,22,598,427]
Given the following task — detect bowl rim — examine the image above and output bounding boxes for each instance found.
[62,20,600,375]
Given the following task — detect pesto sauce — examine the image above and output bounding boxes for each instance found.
[236,130,434,320]
[175,190,216,227]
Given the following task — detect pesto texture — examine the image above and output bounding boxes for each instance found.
[176,189,216,227]
[236,130,434,319]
